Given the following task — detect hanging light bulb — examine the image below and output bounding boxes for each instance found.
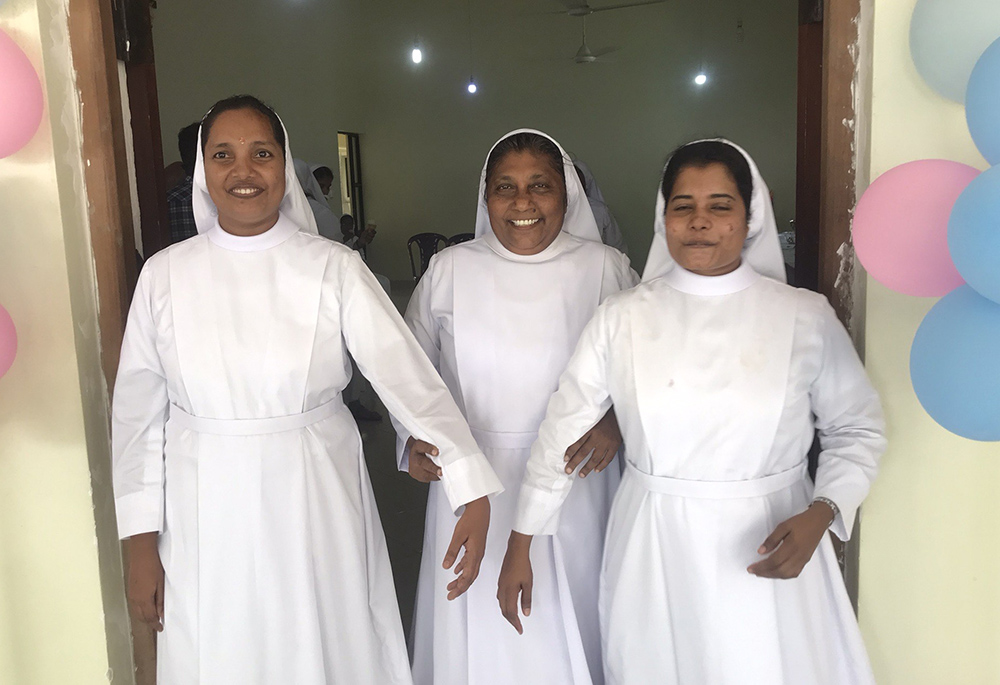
[467,77,478,94]
[411,44,423,64]
[694,73,708,86]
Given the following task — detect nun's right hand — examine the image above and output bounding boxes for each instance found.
[406,436,442,482]
[126,532,164,632]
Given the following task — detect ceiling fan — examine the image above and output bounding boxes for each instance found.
[572,15,617,64]
[551,0,669,18]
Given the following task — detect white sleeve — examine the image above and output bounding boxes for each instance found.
[513,304,615,536]
[340,251,502,510]
[112,267,169,540]
[809,300,886,541]
[389,258,443,471]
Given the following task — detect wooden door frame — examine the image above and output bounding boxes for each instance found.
[797,0,873,607]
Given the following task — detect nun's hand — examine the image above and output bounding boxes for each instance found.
[497,531,533,635]
[126,532,165,632]
[747,502,834,579]
[444,496,490,600]
[406,436,442,482]
[564,407,622,478]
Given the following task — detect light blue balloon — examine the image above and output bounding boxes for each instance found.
[911,286,1000,442]
[910,0,1000,103]
[967,37,1000,165]
[949,164,1000,304]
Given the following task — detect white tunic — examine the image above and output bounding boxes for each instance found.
[514,263,885,685]
[396,230,638,685]
[112,215,502,685]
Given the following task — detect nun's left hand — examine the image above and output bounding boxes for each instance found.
[564,407,622,478]
[746,502,835,579]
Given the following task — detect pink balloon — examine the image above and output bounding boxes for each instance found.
[853,160,978,297]
[0,29,44,159]
[0,304,16,379]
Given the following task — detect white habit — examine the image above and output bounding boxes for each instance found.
[395,129,638,685]
[514,141,885,684]
[113,117,501,685]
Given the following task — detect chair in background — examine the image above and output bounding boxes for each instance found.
[407,232,448,281]
[446,232,475,247]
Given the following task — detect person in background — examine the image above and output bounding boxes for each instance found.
[340,213,376,252]
[166,122,200,243]
[573,158,628,256]
[294,158,340,240]
[312,164,336,198]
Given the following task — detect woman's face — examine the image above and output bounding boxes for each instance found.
[203,108,285,236]
[663,162,749,277]
[486,150,566,255]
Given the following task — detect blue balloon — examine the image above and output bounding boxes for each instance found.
[967,37,1000,165]
[949,164,1000,304]
[911,286,1000,442]
[911,0,1000,103]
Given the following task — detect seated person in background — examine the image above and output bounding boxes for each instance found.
[313,164,336,197]
[340,213,376,252]
[167,122,200,243]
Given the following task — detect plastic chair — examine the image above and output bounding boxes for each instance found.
[446,232,475,247]
[408,232,448,281]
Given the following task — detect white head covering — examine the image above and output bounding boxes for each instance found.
[310,162,337,199]
[641,138,786,283]
[475,128,602,243]
[193,109,318,235]
[294,158,328,206]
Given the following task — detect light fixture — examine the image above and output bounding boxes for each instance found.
[694,73,708,86]
[411,45,423,64]
[467,77,478,94]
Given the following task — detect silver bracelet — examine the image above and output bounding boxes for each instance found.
[811,496,840,528]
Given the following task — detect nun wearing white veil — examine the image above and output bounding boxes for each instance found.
[111,95,501,685]
[504,139,885,684]
[393,129,638,684]
[294,157,340,240]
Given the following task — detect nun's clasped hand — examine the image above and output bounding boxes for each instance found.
[747,501,835,579]
[563,407,622,478]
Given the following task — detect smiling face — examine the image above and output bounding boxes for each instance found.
[203,108,286,236]
[486,149,567,255]
[663,162,749,276]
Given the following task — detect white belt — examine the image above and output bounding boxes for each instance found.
[169,399,344,436]
[470,427,538,450]
[625,461,807,499]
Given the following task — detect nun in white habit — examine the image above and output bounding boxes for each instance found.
[294,157,340,240]
[503,139,885,684]
[394,129,638,684]
[112,95,501,685]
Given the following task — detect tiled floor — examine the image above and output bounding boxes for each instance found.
[357,279,427,639]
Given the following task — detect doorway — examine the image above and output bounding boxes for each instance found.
[338,131,366,232]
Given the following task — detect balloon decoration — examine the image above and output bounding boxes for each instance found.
[851,6,1000,440]
[0,29,44,159]
[910,287,1000,442]
[0,304,16,380]
[854,160,976,297]
[966,37,1000,166]
[949,164,1000,305]
[909,0,1000,103]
